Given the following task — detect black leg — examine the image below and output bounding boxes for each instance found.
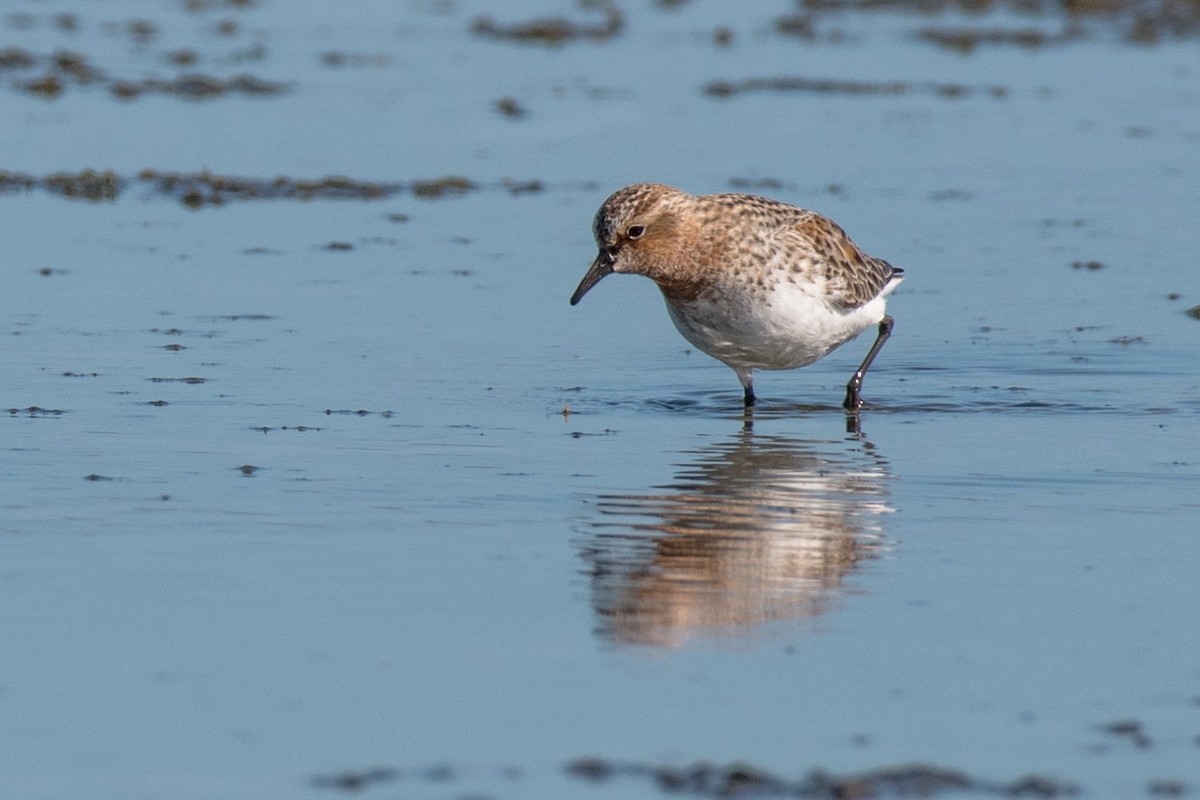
[843,315,895,410]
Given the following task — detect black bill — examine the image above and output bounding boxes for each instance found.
[569,251,615,306]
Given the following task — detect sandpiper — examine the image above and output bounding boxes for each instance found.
[570,183,903,410]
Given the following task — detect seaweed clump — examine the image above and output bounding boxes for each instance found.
[471,5,623,45]
[565,757,1082,798]
[44,170,121,201]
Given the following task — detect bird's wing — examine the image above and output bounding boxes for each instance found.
[778,214,900,310]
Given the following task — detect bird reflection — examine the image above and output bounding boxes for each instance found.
[577,430,893,648]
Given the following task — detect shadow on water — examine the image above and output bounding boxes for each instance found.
[574,429,893,649]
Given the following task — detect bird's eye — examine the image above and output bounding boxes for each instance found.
[627,224,646,239]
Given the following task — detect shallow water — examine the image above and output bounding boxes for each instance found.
[3,1,1200,798]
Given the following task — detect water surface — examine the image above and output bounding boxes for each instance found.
[3,1,1199,798]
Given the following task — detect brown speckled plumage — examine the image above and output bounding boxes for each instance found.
[571,183,904,410]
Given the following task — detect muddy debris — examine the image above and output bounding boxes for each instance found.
[1099,719,1152,748]
[140,170,394,206]
[0,171,36,192]
[21,73,64,98]
[411,175,475,198]
[0,46,37,69]
[6,169,568,206]
[323,409,395,418]
[776,0,1200,43]
[309,765,460,791]
[1148,779,1189,797]
[44,169,121,201]
[4,46,285,100]
[501,177,544,195]
[729,177,792,191]
[319,50,389,68]
[184,0,257,10]
[7,406,65,417]
[565,758,1081,798]
[703,75,1008,100]
[9,50,99,96]
[54,50,100,81]
[917,25,1081,52]
[110,73,288,100]
[471,5,623,45]
[260,425,320,433]
[127,19,158,43]
[494,95,528,118]
[167,49,199,66]
[310,768,398,791]
[776,13,816,38]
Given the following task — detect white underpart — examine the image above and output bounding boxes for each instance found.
[664,275,901,386]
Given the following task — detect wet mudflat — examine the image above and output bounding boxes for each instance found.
[3,1,1199,798]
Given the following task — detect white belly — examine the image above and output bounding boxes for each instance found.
[664,283,888,371]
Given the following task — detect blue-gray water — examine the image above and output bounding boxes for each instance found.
[3,1,1199,798]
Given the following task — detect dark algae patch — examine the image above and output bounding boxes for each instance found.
[310,765,458,792]
[145,170,395,206]
[0,45,37,69]
[323,409,395,418]
[7,406,65,417]
[0,169,562,207]
[0,169,123,201]
[45,169,119,200]
[1098,719,1153,749]
[410,175,475,198]
[109,73,288,100]
[1,1,284,100]
[311,767,398,791]
[1148,779,1190,797]
[494,95,528,118]
[1,169,120,201]
[565,758,1081,797]
[772,0,1200,44]
[916,25,1082,52]
[703,76,1008,100]
[471,5,624,45]
[3,48,285,100]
